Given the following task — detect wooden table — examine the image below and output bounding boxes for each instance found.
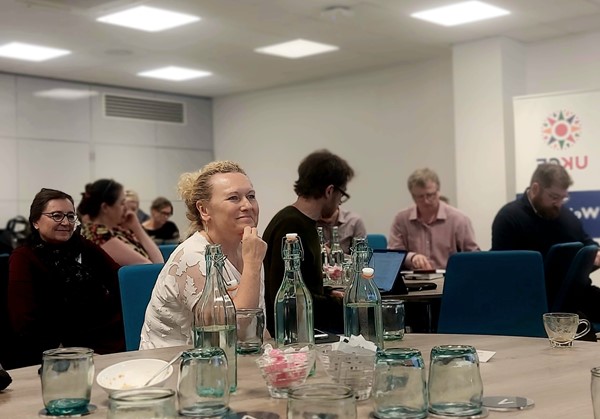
[1,334,597,418]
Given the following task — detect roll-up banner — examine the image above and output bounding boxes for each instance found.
[514,89,600,238]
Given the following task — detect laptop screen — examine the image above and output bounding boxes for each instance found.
[371,249,408,293]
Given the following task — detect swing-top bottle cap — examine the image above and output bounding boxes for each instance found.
[285,233,298,241]
[362,267,374,278]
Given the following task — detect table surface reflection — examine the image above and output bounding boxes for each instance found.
[1,333,597,418]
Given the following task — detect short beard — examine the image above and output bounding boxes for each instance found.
[531,194,560,219]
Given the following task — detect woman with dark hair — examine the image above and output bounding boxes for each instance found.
[78,179,163,266]
[142,197,180,244]
[7,188,125,368]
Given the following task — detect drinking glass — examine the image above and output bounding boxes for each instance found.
[177,347,230,417]
[372,348,427,419]
[591,367,600,419]
[287,383,356,419]
[428,345,483,417]
[543,312,591,348]
[41,347,94,416]
[108,388,177,419]
[381,299,405,342]
[236,308,265,355]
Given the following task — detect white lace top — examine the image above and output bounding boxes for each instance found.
[139,232,265,349]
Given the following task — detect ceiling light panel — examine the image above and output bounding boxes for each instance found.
[97,6,200,32]
[255,39,339,59]
[0,42,70,62]
[411,1,510,27]
[137,66,212,81]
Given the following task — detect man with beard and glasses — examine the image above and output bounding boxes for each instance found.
[492,163,600,323]
[263,149,354,335]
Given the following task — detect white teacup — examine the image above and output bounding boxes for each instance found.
[543,312,591,348]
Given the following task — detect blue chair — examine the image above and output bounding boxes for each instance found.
[544,242,583,310]
[118,263,164,351]
[158,244,178,261]
[438,251,548,337]
[552,244,599,313]
[366,234,387,250]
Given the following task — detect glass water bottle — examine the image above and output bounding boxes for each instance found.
[274,233,315,347]
[344,238,383,348]
[318,226,330,276]
[330,226,344,266]
[193,244,237,392]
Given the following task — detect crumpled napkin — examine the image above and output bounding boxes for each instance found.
[331,334,377,355]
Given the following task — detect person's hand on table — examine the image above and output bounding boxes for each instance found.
[411,254,433,270]
[330,289,345,298]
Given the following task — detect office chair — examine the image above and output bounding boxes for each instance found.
[366,234,387,250]
[544,242,583,310]
[551,244,599,313]
[158,244,178,261]
[118,263,164,351]
[438,251,548,338]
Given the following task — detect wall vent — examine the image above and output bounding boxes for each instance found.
[104,94,185,124]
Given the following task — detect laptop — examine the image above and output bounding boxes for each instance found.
[371,249,437,295]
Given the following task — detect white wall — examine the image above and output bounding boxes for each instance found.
[213,58,456,237]
[0,74,213,233]
[527,31,600,95]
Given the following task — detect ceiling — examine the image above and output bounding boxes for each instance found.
[2,0,600,97]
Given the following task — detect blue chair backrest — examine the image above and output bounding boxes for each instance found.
[158,244,178,261]
[118,263,164,351]
[366,234,387,250]
[551,244,599,312]
[438,250,548,338]
[543,242,583,310]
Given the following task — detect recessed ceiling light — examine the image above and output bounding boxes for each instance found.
[137,66,212,81]
[0,42,70,62]
[97,6,200,32]
[255,39,339,59]
[411,1,510,27]
[34,89,99,100]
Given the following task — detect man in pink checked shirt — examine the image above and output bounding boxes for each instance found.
[388,168,480,269]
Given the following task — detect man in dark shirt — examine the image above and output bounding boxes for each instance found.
[491,163,600,320]
[263,149,354,335]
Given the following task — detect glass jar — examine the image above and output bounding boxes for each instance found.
[41,347,94,416]
[178,348,230,417]
[428,345,483,416]
[372,348,427,419]
[108,388,176,419]
[287,383,356,419]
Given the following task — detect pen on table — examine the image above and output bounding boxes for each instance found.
[314,328,328,339]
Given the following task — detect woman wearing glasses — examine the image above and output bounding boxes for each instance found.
[78,179,163,266]
[140,161,267,349]
[7,188,125,368]
[142,196,180,244]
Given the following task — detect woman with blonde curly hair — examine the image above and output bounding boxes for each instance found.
[140,161,267,349]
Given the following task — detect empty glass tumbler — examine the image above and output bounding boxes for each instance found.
[372,348,427,419]
[177,347,230,417]
[41,347,94,416]
[287,383,356,419]
[592,367,600,419]
[108,388,177,419]
[236,308,265,355]
[428,345,483,417]
[381,299,405,342]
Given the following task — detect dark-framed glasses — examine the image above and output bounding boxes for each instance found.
[335,186,351,204]
[545,189,569,204]
[159,210,173,217]
[42,212,78,223]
